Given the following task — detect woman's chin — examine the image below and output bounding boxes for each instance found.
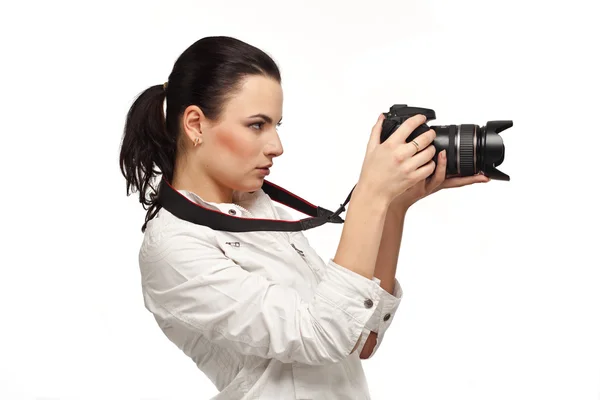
[235,178,264,193]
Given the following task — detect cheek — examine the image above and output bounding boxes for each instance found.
[214,129,255,161]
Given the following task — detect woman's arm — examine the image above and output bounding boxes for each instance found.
[360,207,406,359]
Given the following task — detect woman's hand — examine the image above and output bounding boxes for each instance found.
[389,149,490,214]
[356,114,438,206]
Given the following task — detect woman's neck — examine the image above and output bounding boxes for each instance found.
[171,164,233,204]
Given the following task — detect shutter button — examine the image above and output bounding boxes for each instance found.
[364,299,374,309]
[228,209,237,215]
[383,313,391,321]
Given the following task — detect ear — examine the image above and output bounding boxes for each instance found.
[181,105,206,146]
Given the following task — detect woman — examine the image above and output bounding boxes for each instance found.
[119,36,488,400]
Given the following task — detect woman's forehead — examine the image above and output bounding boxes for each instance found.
[224,75,283,119]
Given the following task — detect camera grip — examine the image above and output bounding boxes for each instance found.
[380,118,432,146]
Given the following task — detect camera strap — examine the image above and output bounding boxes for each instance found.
[157,177,356,232]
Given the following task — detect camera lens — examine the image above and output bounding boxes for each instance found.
[429,124,478,176]
[423,121,510,181]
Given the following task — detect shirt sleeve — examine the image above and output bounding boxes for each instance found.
[140,228,385,366]
[328,260,403,359]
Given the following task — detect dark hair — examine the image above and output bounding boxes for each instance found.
[119,36,281,232]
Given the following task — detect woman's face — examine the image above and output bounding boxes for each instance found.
[188,75,284,197]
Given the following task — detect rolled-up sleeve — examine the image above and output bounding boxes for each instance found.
[140,231,385,366]
[332,262,402,359]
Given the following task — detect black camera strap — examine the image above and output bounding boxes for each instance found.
[157,177,355,232]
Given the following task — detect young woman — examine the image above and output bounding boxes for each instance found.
[119,35,488,399]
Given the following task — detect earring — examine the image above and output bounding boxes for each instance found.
[194,137,201,147]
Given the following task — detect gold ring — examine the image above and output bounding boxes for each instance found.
[411,140,420,152]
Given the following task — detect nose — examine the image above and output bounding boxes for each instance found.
[264,130,284,158]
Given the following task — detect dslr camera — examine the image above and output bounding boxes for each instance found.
[381,104,512,181]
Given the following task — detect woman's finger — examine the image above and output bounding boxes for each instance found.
[441,174,489,188]
[396,129,437,160]
[402,140,437,171]
[387,114,429,146]
[425,150,447,192]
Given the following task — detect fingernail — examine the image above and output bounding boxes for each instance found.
[441,150,446,159]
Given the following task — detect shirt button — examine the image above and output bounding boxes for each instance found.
[383,313,391,321]
[364,299,374,309]
[228,209,237,215]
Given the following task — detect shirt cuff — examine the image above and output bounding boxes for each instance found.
[359,279,403,359]
[314,259,384,342]
[364,278,403,334]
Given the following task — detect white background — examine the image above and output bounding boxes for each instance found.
[1,0,599,399]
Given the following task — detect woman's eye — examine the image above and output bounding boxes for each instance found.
[250,121,282,130]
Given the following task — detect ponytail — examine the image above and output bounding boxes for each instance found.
[119,84,176,232]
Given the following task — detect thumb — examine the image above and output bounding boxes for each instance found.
[367,113,385,152]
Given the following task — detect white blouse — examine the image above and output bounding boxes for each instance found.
[138,186,403,399]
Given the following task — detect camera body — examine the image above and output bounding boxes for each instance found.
[381,104,512,181]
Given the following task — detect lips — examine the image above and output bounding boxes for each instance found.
[257,166,270,176]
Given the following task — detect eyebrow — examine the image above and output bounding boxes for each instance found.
[248,114,283,124]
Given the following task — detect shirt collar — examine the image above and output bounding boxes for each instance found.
[176,188,268,217]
